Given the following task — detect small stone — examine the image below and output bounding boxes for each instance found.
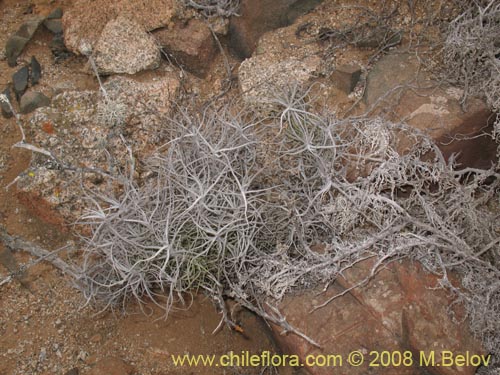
[47,8,63,19]
[64,368,79,375]
[19,92,51,114]
[12,66,29,100]
[332,64,362,94]
[30,56,41,85]
[39,347,47,362]
[6,17,44,66]
[44,19,63,34]
[6,35,29,67]
[1,86,14,118]
[90,333,102,343]
[154,18,217,77]
[76,350,88,362]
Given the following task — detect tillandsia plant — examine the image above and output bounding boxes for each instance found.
[79,84,499,362]
[78,103,272,314]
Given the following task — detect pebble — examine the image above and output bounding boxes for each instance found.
[12,66,29,100]
[1,86,14,118]
[76,350,88,362]
[31,56,42,85]
[20,92,51,114]
[39,347,47,362]
[6,35,29,67]
[5,17,44,67]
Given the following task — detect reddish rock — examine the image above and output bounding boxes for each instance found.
[267,259,484,375]
[364,52,497,169]
[16,190,66,228]
[62,0,176,55]
[153,19,217,77]
[88,357,135,375]
[229,0,296,58]
[268,282,420,375]
[332,64,362,94]
[397,263,485,375]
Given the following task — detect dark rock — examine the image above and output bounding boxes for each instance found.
[1,86,14,119]
[229,0,322,58]
[6,36,29,67]
[64,368,79,375]
[5,16,44,66]
[43,19,63,34]
[154,19,217,77]
[47,7,63,19]
[332,64,361,94]
[19,92,50,114]
[50,34,73,62]
[16,17,44,39]
[12,66,29,100]
[30,56,41,85]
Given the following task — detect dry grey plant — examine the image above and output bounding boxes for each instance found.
[181,0,240,17]
[442,0,500,172]
[443,0,500,111]
[78,84,499,362]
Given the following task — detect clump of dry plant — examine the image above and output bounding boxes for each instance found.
[78,84,499,361]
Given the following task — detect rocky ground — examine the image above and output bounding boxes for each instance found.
[0,0,498,374]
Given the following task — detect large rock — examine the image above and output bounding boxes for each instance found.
[62,0,176,55]
[92,16,161,75]
[364,52,497,169]
[229,0,322,58]
[238,24,322,105]
[153,19,217,77]
[267,259,485,375]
